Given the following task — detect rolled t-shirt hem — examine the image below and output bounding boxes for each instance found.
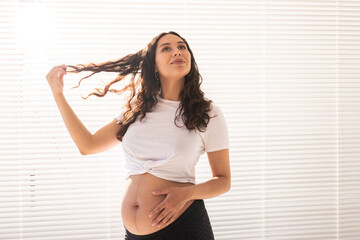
[125,171,195,184]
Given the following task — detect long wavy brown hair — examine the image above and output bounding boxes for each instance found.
[66,31,213,141]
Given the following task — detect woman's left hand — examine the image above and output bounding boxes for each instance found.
[149,185,195,228]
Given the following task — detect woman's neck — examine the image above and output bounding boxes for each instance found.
[159,78,184,101]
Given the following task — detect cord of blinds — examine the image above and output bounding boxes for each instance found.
[1,0,359,239]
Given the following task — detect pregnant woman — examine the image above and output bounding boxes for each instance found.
[46,31,231,240]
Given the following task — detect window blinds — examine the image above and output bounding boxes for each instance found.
[1,0,359,239]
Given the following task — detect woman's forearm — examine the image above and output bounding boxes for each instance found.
[53,93,93,155]
[186,176,231,200]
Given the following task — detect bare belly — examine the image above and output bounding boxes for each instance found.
[120,173,195,235]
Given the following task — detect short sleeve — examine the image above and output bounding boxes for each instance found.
[200,103,230,152]
[113,108,125,122]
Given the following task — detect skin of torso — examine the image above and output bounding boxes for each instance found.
[121,173,195,235]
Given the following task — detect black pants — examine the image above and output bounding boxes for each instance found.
[124,199,215,240]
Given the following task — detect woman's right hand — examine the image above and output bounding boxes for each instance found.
[46,64,67,96]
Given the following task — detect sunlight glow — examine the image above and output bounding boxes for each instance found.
[14,2,55,49]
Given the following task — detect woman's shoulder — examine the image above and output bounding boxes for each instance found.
[207,99,223,116]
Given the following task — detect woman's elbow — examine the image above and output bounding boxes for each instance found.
[79,147,91,155]
[226,179,231,192]
[80,149,88,155]
[221,176,231,193]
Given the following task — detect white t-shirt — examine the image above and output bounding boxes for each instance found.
[113,95,229,184]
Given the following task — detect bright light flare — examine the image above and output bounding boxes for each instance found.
[14,2,55,49]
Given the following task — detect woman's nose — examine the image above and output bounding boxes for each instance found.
[173,49,181,56]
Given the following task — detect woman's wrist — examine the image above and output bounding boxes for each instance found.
[52,91,64,99]
[185,184,197,201]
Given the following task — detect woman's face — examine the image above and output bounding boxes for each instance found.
[154,34,191,81]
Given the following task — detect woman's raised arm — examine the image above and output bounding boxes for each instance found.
[46,64,122,155]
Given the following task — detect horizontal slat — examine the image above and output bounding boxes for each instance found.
[1,0,360,240]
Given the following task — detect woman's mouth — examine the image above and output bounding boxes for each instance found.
[171,58,185,64]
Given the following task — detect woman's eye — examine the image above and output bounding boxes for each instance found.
[162,45,186,52]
